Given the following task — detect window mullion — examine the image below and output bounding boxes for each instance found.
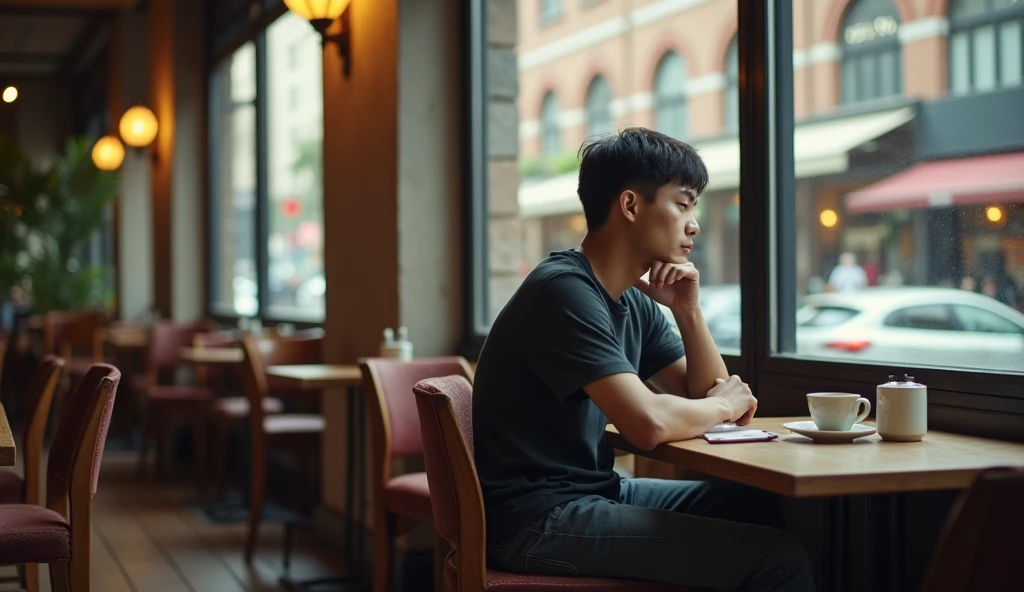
[255,32,270,320]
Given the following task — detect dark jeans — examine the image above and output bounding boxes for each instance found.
[488,478,815,592]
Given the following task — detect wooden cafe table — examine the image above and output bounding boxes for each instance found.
[0,404,15,467]
[607,416,1024,592]
[265,364,366,590]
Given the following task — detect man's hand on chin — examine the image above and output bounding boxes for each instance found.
[634,260,700,313]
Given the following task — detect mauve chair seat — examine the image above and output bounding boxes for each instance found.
[264,414,325,435]
[445,555,703,592]
[145,385,215,402]
[0,505,71,565]
[210,396,284,418]
[384,472,432,521]
[0,469,23,503]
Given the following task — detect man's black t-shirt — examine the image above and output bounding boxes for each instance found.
[472,249,685,545]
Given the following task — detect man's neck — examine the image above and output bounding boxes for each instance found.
[577,232,648,300]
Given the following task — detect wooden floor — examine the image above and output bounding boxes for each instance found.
[0,451,343,592]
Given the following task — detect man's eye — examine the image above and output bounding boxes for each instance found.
[677,203,688,210]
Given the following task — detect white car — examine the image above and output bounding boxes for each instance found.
[795,287,1024,372]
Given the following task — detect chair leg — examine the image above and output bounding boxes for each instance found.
[137,405,151,478]
[433,530,447,592]
[194,405,208,496]
[245,455,266,564]
[282,521,294,574]
[211,421,227,502]
[372,510,397,592]
[49,561,70,592]
[24,562,39,592]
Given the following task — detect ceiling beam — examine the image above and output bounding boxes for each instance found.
[0,0,136,9]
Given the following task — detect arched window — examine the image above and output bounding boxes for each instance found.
[840,0,903,104]
[949,0,1024,94]
[654,52,688,139]
[724,38,739,133]
[540,92,561,156]
[540,0,562,24]
[585,76,613,137]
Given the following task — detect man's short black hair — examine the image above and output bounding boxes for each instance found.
[577,127,709,230]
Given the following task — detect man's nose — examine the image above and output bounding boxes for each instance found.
[686,219,700,237]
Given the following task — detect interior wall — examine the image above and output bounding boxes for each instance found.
[397,0,463,358]
[170,0,206,322]
[320,0,464,519]
[116,8,155,321]
[321,0,401,515]
[12,78,72,167]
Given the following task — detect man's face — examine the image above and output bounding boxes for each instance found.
[630,183,700,264]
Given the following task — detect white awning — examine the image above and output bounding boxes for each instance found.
[517,106,915,218]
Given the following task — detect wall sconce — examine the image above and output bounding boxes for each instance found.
[284,0,352,77]
[92,135,125,171]
[119,105,159,148]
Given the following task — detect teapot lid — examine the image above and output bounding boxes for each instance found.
[885,373,924,387]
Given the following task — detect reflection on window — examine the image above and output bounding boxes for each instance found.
[724,38,738,133]
[786,0,1024,373]
[540,0,562,24]
[540,92,561,155]
[266,11,324,320]
[949,0,1024,94]
[585,76,613,137]
[840,0,902,104]
[654,52,687,139]
[209,42,257,316]
[479,0,740,355]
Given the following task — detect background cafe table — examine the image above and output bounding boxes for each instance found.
[178,346,244,364]
[0,404,14,466]
[606,417,1024,592]
[264,364,366,590]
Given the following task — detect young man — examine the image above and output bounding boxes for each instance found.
[472,128,815,590]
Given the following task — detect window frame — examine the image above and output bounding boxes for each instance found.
[463,0,1024,440]
[205,1,325,326]
[585,75,613,138]
[948,0,1024,93]
[653,51,689,139]
[839,0,903,105]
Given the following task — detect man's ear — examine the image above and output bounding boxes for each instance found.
[619,190,640,223]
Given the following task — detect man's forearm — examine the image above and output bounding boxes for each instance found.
[673,307,728,398]
[649,392,732,444]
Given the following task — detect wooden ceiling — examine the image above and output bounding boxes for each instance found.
[0,0,138,78]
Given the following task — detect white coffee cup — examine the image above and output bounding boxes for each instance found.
[807,393,871,431]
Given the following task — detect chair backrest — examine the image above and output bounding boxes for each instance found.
[44,311,106,361]
[921,465,1024,591]
[0,329,8,395]
[21,355,65,505]
[46,364,120,506]
[362,356,474,459]
[44,363,119,591]
[412,375,487,592]
[240,333,324,426]
[147,321,212,376]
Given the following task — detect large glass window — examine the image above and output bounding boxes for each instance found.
[949,0,1024,94]
[208,12,325,321]
[471,0,741,356]
[724,38,739,134]
[840,0,903,104]
[654,52,688,139]
[209,42,258,317]
[786,0,1024,373]
[585,75,613,137]
[540,92,562,156]
[265,11,324,319]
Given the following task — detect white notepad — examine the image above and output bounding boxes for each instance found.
[702,429,779,443]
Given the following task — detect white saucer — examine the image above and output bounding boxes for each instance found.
[782,421,876,443]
